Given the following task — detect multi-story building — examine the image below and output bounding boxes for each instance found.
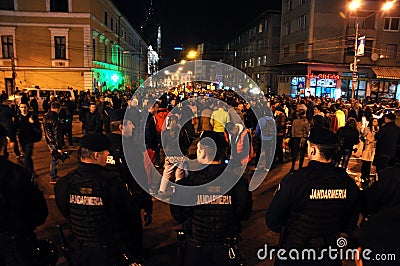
[278,0,400,100]
[0,0,148,95]
[224,10,281,94]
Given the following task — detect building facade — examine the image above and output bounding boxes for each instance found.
[0,0,148,94]
[278,0,400,100]
[224,10,281,94]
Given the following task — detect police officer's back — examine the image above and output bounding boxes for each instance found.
[170,131,252,266]
[0,125,48,265]
[105,110,153,259]
[54,134,142,265]
[266,127,361,265]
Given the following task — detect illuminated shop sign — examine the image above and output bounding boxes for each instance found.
[307,73,341,80]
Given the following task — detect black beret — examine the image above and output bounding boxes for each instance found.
[308,127,338,146]
[199,131,227,150]
[80,134,111,152]
[108,108,125,122]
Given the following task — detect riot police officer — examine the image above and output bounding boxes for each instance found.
[106,110,153,260]
[170,131,253,266]
[265,127,361,265]
[0,124,48,265]
[54,134,142,265]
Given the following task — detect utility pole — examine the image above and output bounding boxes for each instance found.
[350,18,359,100]
[11,49,16,95]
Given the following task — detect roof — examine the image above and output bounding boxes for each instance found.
[372,67,400,80]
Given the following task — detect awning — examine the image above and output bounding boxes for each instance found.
[372,67,400,80]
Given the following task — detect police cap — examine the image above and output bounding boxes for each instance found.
[384,112,396,121]
[199,131,227,150]
[108,108,125,122]
[308,127,338,146]
[80,134,111,152]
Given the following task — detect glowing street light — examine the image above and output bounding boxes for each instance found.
[348,0,395,99]
[187,50,198,60]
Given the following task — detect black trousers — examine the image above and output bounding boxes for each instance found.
[70,244,120,266]
[20,141,34,174]
[275,135,284,164]
[181,240,243,266]
[0,233,36,266]
[290,137,307,170]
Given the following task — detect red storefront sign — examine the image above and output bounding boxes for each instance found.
[307,73,341,80]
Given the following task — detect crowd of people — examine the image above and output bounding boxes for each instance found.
[1,86,400,265]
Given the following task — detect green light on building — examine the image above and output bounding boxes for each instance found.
[94,68,123,91]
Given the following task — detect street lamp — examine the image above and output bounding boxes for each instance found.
[187,50,198,94]
[348,0,395,100]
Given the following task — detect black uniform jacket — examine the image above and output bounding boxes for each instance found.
[54,162,141,243]
[0,156,48,234]
[170,164,252,239]
[266,161,360,246]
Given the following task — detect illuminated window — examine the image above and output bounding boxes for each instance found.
[257,57,261,66]
[263,55,267,65]
[259,23,263,33]
[1,35,13,59]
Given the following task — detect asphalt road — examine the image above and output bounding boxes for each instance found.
[7,115,363,266]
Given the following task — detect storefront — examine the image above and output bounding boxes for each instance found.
[370,67,400,101]
[289,72,342,99]
[340,72,368,100]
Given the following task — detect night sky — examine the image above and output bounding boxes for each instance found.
[113,0,282,59]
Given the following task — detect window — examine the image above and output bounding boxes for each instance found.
[263,55,267,65]
[286,0,292,12]
[265,20,269,32]
[93,38,96,61]
[105,44,108,63]
[285,22,290,35]
[384,17,400,31]
[295,42,305,55]
[349,17,366,28]
[283,46,289,58]
[257,57,261,66]
[381,44,397,59]
[258,40,262,49]
[104,11,108,26]
[0,0,14,10]
[299,0,306,5]
[296,16,307,31]
[54,36,66,59]
[50,0,68,12]
[110,17,114,31]
[1,35,13,58]
[259,23,263,33]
